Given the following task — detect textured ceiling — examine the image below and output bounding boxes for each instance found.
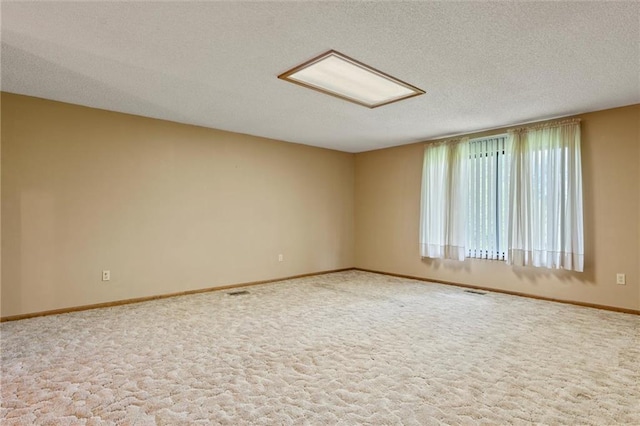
[2,2,639,153]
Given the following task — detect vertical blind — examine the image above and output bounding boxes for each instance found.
[466,136,509,260]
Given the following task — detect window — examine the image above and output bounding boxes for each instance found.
[507,122,584,271]
[466,135,509,260]
[419,119,584,271]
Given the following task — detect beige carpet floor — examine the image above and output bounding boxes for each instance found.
[1,270,639,425]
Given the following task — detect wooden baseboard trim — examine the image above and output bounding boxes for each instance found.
[5,267,636,321]
[354,268,640,316]
[0,268,353,322]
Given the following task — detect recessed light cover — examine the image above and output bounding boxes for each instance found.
[278,50,425,108]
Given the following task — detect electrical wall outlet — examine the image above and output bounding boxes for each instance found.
[102,270,111,281]
[616,273,626,285]
[278,254,284,262]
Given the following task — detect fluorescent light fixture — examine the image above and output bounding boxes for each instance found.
[278,50,425,108]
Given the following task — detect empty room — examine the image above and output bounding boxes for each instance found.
[1,1,639,425]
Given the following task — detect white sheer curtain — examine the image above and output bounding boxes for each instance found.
[420,139,468,260]
[506,119,584,271]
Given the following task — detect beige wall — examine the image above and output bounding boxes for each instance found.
[355,105,640,311]
[2,92,638,317]
[1,93,355,317]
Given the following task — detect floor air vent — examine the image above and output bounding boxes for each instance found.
[464,290,487,295]
[227,290,250,296]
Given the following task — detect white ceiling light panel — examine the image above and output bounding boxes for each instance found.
[279,50,425,108]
